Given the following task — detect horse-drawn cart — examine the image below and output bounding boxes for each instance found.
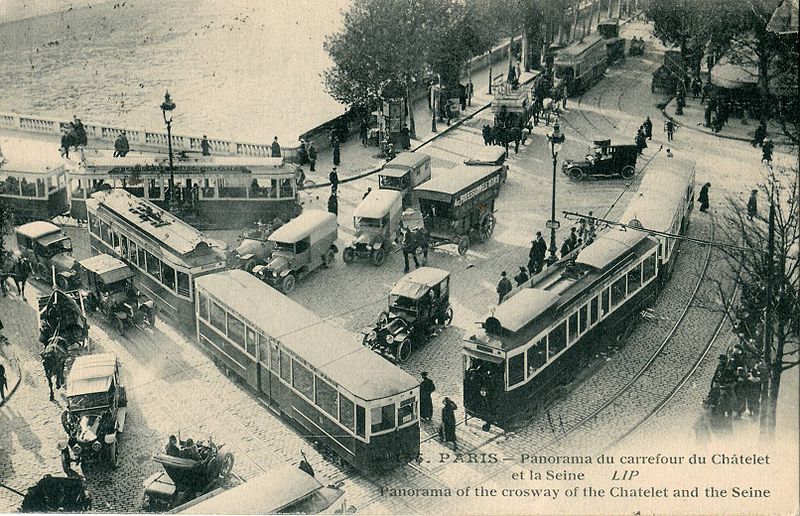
[37,289,89,400]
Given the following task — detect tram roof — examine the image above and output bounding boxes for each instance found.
[619,157,695,232]
[66,353,117,397]
[269,210,337,243]
[555,34,604,60]
[80,154,285,172]
[383,152,430,170]
[414,165,500,197]
[15,220,62,240]
[195,271,418,401]
[485,289,561,333]
[88,189,224,263]
[575,229,649,271]
[353,189,402,219]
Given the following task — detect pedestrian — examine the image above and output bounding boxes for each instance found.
[294,168,306,190]
[440,397,458,450]
[297,139,308,165]
[445,101,452,126]
[578,218,588,240]
[514,266,529,286]
[72,117,87,146]
[401,228,419,273]
[643,116,653,140]
[307,141,317,172]
[482,125,491,146]
[747,189,758,220]
[751,123,767,147]
[362,187,372,200]
[271,136,281,158]
[0,362,7,401]
[665,118,675,141]
[560,238,571,259]
[418,227,430,261]
[328,167,339,191]
[419,372,435,421]
[59,440,81,478]
[567,227,578,250]
[400,123,411,150]
[704,105,712,128]
[60,130,71,159]
[698,182,711,212]
[761,138,774,163]
[327,191,338,216]
[359,119,369,146]
[466,80,474,106]
[200,135,211,156]
[332,137,341,166]
[635,130,647,154]
[534,231,547,272]
[496,271,513,304]
[665,148,673,157]
[13,257,30,299]
[113,132,130,157]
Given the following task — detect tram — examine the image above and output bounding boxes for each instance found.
[462,158,695,428]
[552,34,608,96]
[70,153,298,228]
[194,270,420,472]
[85,189,226,333]
[0,165,69,222]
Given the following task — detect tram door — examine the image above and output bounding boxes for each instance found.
[258,337,275,399]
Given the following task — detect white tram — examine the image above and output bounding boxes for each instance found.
[462,157,695,428]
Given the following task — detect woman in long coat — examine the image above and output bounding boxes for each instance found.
[698,183,711,212]
[441,397,457,449]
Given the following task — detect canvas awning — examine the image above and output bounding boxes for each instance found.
[710,58,758,90]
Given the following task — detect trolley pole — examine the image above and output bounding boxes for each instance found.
[547,121,565,265]
[160,91,177,213]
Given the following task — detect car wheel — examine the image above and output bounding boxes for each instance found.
[115,317,125,335]
[480,216,495,242]
[55,275,69,291]
[371,248,386,266]
[443,307,454,326]
[281,274,296,293]
[108,441,118,469]
[244,258,257,272]
[323,249,336,268]
[61,410,73,433]
[568,167,585,181]
[621,165,636,179]
[457,236,470,255]
[146,309,156,326]
[342,247,355,263]
[220,452,235,478]
[395,340,412,363]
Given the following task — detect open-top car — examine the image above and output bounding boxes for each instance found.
[562,139,638,181]
[142,436,234,512]
[61,353,127,469]
[79,254,156,333]
[15,220,80,289]
[253,210,338,293]
[363,267,452,363]
[19,475,92,513]
[343,189,403,266]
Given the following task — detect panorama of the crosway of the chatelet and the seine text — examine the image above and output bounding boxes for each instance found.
[0,0,797,514]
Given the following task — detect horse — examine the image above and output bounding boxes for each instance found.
[41,335,68,401]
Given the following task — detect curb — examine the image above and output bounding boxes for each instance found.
[0,355,22,409]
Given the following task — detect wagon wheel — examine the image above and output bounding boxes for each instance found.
[457,236,470,255]
[620,165,636,180]
[479,215,495,242]
[342,247,355,263]
[395,340,412,363]
[371,248,386,266]
[281,274,296,293]
[323,249,336,268]
[219,452,235,479]
[568,166,585,181]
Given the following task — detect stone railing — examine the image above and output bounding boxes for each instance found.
[0,111,299,162]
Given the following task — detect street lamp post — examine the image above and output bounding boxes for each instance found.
[431,74,441,133]
[547,120,565,265]
[160,91,177,212]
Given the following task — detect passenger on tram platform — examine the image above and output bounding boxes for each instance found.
[165,435,180,457]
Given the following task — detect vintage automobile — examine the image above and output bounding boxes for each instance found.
[15,220,79,289]
[413,164,503,255]
[142,436,234,512]
[78,254,156,333]
[343,189,403,266]
[61,353,127,468]
[463,146,508,183]
[227,218,284,271]
[363,267,452,363]
[19,475,92,512]
[378,151,431,207]
[254,210,338,293]
[173,464,349,514]
[562,139,639,180]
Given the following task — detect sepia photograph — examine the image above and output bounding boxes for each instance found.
[0,0,797,514]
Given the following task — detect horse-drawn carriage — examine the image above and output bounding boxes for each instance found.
[142,437,234,511]
[38,289,89,400]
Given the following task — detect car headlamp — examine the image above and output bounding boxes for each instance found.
[92,441,102,452]
[368,331,377,341]
[480,387,488,397]
[72,444,82,455]
[385,334,394,344]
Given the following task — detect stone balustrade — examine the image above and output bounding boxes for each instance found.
[0,110,299,162]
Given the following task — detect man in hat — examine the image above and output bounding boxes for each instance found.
[165,435,180,457]
[761,138,774,163]
[271,136,281,157]
[514,266,529,286]
[307,141,317,171]
[496,271,513,304]
[113,132,130,157]
[328,167,339,191]
[200,135,211,156]
[747,189,758,220]
[419,372,435,421]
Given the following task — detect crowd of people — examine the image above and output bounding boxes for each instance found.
[704,339,766,434]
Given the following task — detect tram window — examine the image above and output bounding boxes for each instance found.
[210,301,226,332]
[527,338,547,374]
[339,396,355,432]
[370,403,395,433]
[120,236,129,259]
[643,253,657,281]
[548,322,566,358]
[111,230,120,251]
[145,251,161,280]
[227,315,245,348]
[270,342,280,373]
[258,333,269,366]
[601,288,610,316]
[245,327,257,357]
[590,296,599,325]
[315,377,338,417]
[568,313,579,343]
[627,264,641,293]
[162,263,176,291]
[292,360,314,400]
[177,271,190,298]
[198,292,209,321]
[579,305,588,333]
[398,398,416,425]
[100,221,110,243]
[137,246,146,271]
[356,405,366,438]
[611,277,626,306]
[508,353,525,386]
[280,351,291,383]
[279,178,293,198]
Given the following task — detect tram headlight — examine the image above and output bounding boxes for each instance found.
[480,387,488,397]
[385,334,394,344]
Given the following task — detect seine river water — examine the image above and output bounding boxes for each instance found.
[0,0,349,142]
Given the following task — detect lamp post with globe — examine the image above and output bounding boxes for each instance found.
[160,91,177,212]
[546,119,565,265]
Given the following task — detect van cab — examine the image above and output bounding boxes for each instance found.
[378,152,431,206]
[255,210,338,293]
[343,189,403,266]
